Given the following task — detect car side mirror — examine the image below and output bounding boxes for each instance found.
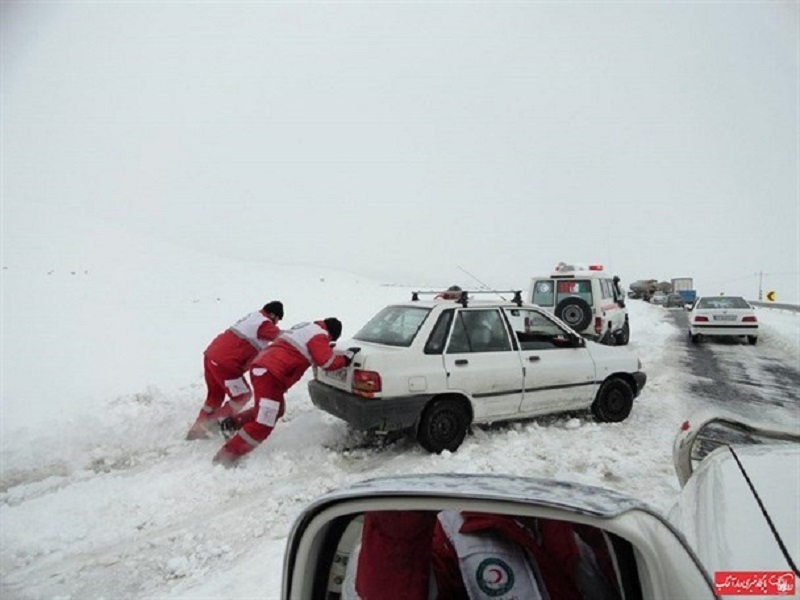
[571,334,586,348]
[673,411,800,487]
[281,474,717,599]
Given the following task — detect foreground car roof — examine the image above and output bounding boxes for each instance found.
[302,472,650,517]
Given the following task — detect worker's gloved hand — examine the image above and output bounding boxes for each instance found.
[218,417,241,439]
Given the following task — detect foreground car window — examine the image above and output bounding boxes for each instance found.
[318,510,635,600]
[353,306,431,347]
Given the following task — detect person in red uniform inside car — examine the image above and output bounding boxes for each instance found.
[350,510,620,600]
[212,317,356,467]
[186,301,284,440]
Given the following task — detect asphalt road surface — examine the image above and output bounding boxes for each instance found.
[667,308,799,427]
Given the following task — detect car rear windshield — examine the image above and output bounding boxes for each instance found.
[532,279,594,307]
[353,306,432,347]
[696,297,751,309]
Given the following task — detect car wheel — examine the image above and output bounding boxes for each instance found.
[591,378,634,423]
[555,297,593,332]
[417,398,469,453]
[690,333,700,344]
[615,321,630,345]
[748,336,758,345]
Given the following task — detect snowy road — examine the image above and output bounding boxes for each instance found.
[1,300,797,600]
[668,308,800,424]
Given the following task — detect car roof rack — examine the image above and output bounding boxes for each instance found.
[411,290,523,308]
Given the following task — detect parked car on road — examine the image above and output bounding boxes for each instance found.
[665,293,685,308]
[309,291,646,453]
[689,296,758,345]
[280,414,799,599]
[528,262,630,345]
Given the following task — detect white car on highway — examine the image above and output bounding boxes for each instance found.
[309,291,646,453]
[689,296,759,345]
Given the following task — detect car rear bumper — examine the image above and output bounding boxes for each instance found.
[690,324,758,337]
[308,380,432,432]
[633,371,647,397]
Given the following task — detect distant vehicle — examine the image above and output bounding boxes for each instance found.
[650,291,668,306]
[671,277,697,305]
[628,279,658,301]
[280,414,800,600]
[689,295,758,345]
[308,291,646,453]
[528,262,629,345]
[665,292,685,308]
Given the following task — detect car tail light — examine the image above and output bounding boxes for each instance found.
[742,315,757,322]
[681,420,690,431]
[594,317,603,335]
[694,316,709,322]
[352,370,382,397]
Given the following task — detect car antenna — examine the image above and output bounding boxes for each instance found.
[457,265,508,301]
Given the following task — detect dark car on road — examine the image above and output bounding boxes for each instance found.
[666,293,685,308]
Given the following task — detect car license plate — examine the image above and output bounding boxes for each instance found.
[713,315,737,321]
[330,368,348,383]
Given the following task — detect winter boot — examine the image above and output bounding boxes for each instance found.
[186,411,220,440]
[211,422,272,467]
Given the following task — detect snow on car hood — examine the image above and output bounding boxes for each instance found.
[736,445,800,568]
[670,443,800,574]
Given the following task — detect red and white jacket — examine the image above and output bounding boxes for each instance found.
[204,310,281,370]
[353,511,620,600]
[250,320,348,390]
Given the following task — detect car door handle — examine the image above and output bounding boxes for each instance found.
[528,356,541,362]
[455,359,469,366]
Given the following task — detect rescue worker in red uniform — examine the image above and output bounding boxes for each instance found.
[186,301,284,440]
[212,317,355,467]
[350,510,620,599]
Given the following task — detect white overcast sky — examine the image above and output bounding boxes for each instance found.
[2,1,799,301]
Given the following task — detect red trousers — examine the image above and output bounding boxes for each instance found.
[200,355,252,420]
[215,369,286,462]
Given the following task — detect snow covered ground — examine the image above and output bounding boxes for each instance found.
[1,226,798,599]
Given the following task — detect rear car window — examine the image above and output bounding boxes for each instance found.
[696,297,751,310]
[555,279,594,306]
[354,306,431,347]
[425,310,454,354]
[532,280,555,306]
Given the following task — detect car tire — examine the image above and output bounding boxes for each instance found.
[748,336,758,345]
[591,378,634,423]
[614,321,630,346]
[417,398,469,453]
[555,297,593,332]
[690,333,701,344]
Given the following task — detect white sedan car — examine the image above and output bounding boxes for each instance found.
[689,296,758,345]
[309,290,646,453]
